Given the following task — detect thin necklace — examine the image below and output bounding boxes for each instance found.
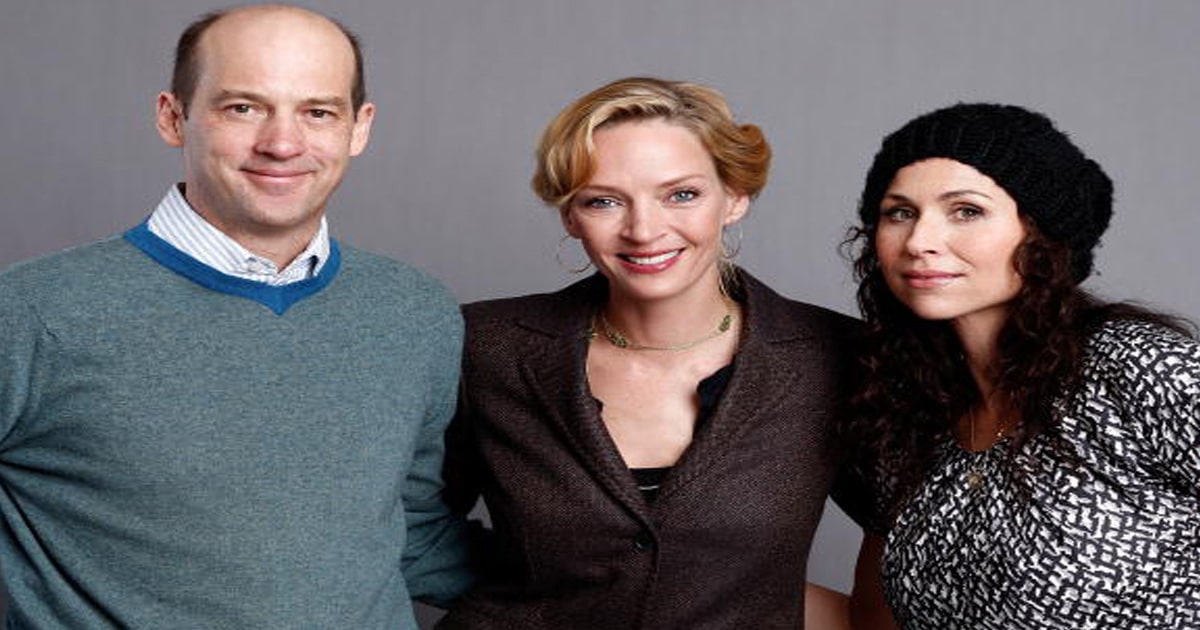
[964,406,1008,490]
[592,304,735,352]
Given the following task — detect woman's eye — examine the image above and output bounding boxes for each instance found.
[953,205,984,221]
[669,189,699,204]
[880,206,914,222]
[582,197,617,210]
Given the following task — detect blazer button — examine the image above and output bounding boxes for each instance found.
[633,531,655,552]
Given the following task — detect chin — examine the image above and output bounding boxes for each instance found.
[607,279,682,303]
[897,299,963,322]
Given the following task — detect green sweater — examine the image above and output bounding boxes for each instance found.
[0,226,472,628]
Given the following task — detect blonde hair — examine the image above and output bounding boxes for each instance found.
[532,77,771,208]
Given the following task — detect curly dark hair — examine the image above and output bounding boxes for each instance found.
[841,217,1195,512]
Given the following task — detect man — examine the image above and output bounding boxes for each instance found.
[0,5,472,628]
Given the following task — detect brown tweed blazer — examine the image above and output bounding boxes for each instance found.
[440,269,859,630]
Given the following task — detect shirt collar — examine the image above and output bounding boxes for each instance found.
[146,184,330,286]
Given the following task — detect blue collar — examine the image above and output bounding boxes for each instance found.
[124,221,342,315]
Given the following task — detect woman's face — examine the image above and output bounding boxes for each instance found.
[562,118,748,306]
[874,158,1027,337]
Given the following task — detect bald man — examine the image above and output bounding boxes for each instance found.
[0,6,473,628]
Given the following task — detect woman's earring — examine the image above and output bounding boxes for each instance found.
[556,235,593,274]
[721,223,743,261]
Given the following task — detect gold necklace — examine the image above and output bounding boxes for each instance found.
[964,406,1008,490]
[592,305,734,352]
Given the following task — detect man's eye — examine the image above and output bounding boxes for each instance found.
[228,104,253,114]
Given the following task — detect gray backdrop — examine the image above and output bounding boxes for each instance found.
[3,1,1198,625]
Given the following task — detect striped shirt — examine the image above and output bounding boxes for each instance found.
[146,185,330,286]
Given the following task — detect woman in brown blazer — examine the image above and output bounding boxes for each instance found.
[440,77,862,629]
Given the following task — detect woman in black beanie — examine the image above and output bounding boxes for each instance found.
[839,103,1199,629]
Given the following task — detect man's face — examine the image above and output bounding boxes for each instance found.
[156,8,374,262]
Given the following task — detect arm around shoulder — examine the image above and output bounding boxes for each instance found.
[805,582,851,630]
[849,534,900,630]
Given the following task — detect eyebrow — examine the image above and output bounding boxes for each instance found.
[211,90,349,110]
[883,189,994,203]
[579,174,709,194]
[658,174,708,188]
[301,96,350,110]
[211,89,265,103]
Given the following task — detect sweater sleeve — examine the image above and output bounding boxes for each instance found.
[399,301,478,608]
[0,278,44,444]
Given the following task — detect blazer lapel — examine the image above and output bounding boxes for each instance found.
[516,276,653,522]
[657,271,818,501]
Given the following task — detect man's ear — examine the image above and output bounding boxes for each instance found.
[156,92,186,148]
[349,102,376,156]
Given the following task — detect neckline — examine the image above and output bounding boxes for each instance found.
[124,221,341,315]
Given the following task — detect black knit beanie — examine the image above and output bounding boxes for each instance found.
[858,103,1113,283]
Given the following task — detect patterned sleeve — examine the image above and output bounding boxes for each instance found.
[1090,320,1200,490]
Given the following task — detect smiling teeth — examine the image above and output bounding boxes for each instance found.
[626,251,680,265]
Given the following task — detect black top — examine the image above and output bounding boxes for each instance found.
[630,364,734,502]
